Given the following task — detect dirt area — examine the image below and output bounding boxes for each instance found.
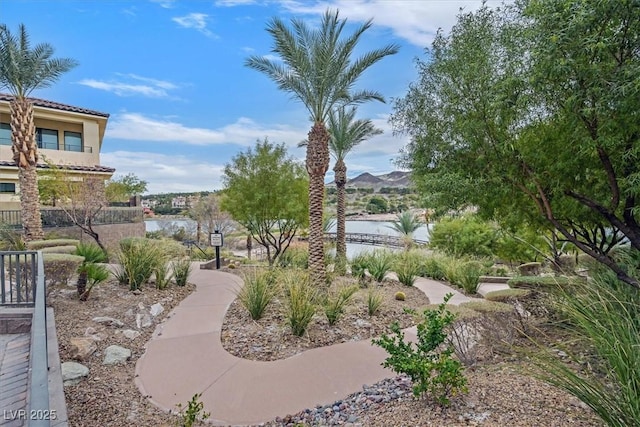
[50,268,603,427]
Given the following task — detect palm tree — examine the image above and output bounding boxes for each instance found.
[328,106,382,272]
[246,9,398,289]
[0,24,78,241]
[387,211,422,249]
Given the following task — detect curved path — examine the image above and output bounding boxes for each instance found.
[135,265,476,426]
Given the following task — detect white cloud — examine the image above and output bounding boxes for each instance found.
[101,151,225,194]
[262,54,282,62]
[106,113,308,147]
[215,0,257,6]
[278,0,508,47]
[172,13,215,37]
[77,74,179,98]
[150,0,176,8]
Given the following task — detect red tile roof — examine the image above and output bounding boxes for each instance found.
[0,160,115,174]
[0,94,109,118]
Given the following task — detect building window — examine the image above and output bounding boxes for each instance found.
[36,128,59,150]
[0,123,10,146]
[0,183,16,193]
[64,131,82,152]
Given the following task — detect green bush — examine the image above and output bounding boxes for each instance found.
[74,242,108,263]
[367,250,393,282]
[237,270,279,320]
[323,285,358,325]
[79,263,110,301]
[284,274,317,336]
[429,215,497,258]
[457,261,483,294]
[418,253,448,280]
[394,252,420,286]
[507,276,575,289]
[372,294,468,404]
[484,288,531,301]
[154,261,173,290]
[277,246,309,269]
[43,253,84,286]
[41,245,77,254]
[350,252,369,284]
[114,238,164,291]
[27,239,80,250]
[367,289,384,316]
[172,258,192,287]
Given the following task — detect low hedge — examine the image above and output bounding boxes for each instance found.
[459,300,514,314]
[507,276,576,289]
[27,239,79,250]
[484,288,531,302]
[43,253,84,286]
[41,245,78,254]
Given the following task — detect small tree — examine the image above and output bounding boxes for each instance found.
[221,139,308,265]
[188,193,234,244]
[105,173,148,203]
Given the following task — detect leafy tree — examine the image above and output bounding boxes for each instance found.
[105,173,148,203]
[221,139,308,265]
[246,9,398,289]
[366,196,388,214]
[392,1,640,289]
[0,23,78,241]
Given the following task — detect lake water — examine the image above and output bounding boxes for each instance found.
[145,218,431,258]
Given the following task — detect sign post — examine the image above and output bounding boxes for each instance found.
[210,230,223,269]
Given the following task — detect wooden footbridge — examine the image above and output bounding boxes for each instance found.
[323,232,428,248]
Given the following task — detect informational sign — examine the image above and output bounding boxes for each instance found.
[210,232,223,247]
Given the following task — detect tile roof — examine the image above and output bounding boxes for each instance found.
[0,160,115,174]
[0,94,109,118]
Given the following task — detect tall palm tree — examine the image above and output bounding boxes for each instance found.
[0,23,78,241]
[328,106,382,271]
[246,9,398,289]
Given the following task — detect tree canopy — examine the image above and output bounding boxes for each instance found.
[105,173,148,203]
[392,0,640,288]
[221,139,308,265]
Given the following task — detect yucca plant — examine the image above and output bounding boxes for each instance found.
[154,260,173,290]
[79,263,109,301]
[366,288,384,316]
[114,238,163,291]
[457,261,483,294]
[237,270,279,320]
[394,252,420,286]
[172,258,192,287]
[285,276,317,336]
[323,285,358,325]
[350,252,369,285]
[367,250,393,282]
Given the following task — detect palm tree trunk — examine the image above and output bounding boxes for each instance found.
[334,159,347,274]
[306,122,330,290]
[11,98,44,241]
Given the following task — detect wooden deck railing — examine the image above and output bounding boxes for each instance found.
[323,232,428,248]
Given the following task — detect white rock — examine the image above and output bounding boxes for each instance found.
[62,362,89,386]
[149,303,164,317]
[136,313,153,329]
[103,345,131,365]
[123,329,141,340]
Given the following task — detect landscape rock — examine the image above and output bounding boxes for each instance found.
[122,329,141,340]
[61,361,89,386]
[92,316,124,328]
[149,303,164,317]
[69,337,97,361]
[136,313,153,329]
[103,345,132,365]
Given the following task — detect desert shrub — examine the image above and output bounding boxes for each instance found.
[114,238,164,291]
[41,245,77,254]
[350,252,369,285]
[278,246,309,269]
[175,393,210,427]
[0,225,25,250]
[43,253,84,286]
[372,294,468,405]
[27,238,79,250]
[460,300,517,353]
[531,268,640,427]
[74,242,108,263]
[394,291,406,301]
[154,261,173,290]
[367,289,383,316]
[429,215,497,258]
[393,252,420,286]
[418,253,448,280]
[237,270,279,320]
[323,285,358,325]
[440,256,464,288]
[285,275,317,336]
[79,263,109,301]
[457,261,484,294]
[172,258,192,287]
[367,250,393,282]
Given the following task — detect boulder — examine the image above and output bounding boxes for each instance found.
[136,313,153,329]
[62,362,89,386]
[150,303,164,317]
[103,345,131,365]
[92,316,124,328]
[69,337,97,361]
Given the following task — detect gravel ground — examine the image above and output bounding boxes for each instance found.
[50,270,603,427]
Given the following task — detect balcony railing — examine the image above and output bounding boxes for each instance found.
[0,207,143,229]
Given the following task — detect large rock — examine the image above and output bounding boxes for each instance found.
[103,345,132,365]
[136,313,152,329]
[62,362,89,386]
[92,316,124,328]
[122,329,141,340]
[70,337,97,361]
[149,303,164,317]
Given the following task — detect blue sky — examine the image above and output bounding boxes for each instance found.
[2,0,501,194]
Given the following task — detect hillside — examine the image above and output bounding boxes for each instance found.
[328,171,412,190]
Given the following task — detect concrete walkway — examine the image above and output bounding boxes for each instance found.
[135,267,479,426]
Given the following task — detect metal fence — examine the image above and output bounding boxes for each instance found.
[0,251,37,305]
[0,207,143,229]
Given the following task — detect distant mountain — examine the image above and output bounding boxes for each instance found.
[328,171,412,190]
